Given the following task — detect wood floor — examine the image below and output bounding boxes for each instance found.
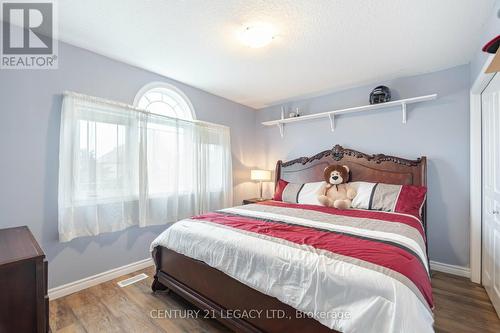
[431,271,500,333]
[49,267,500,333]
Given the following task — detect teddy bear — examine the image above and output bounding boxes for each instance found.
[317,164,357,209]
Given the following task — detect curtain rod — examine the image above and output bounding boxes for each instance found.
[63,91,230,130]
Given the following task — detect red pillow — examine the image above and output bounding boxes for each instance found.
[273,179,289,201]
[394,185,427,219]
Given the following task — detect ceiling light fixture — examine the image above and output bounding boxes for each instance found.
[238,23,275,48]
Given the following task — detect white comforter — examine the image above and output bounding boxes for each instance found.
[151,203,434,333]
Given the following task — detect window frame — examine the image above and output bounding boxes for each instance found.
[133,81,196,120]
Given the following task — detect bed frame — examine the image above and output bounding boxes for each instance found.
[152,145,427,333]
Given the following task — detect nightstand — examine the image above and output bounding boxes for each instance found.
[242,198,271,205]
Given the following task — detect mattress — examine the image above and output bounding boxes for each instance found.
[151,201,434,333]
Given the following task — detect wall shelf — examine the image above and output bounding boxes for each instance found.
[262,94,438,137]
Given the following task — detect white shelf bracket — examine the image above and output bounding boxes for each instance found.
[328,113,335,132]
[401,102,407,124]
[277,123,284,138]
[278,106,285,138]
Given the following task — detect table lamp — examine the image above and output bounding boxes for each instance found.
[251,169,272,200]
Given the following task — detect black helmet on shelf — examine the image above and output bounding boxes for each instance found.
[369,86,391,104]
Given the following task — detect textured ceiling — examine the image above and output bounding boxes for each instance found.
[58,0,495,109]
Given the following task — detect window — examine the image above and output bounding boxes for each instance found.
[134,82,195,120]
[58,90,232,242]
[74,118,134,203]
[135,83,197,196]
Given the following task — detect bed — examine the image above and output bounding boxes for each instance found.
[150,145,432,333]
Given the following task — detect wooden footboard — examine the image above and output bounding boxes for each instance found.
[152,246,338,333]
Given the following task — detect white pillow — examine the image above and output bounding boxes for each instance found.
[297,181,324,205]
[350,181,377,209]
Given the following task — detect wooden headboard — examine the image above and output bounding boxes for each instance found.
[275,145,427,231]
[275,145,426,187]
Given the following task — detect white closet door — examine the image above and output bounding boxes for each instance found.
[482,73,500,316]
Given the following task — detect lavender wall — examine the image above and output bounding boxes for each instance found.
[0,42,257,288]
[256,65,471,268]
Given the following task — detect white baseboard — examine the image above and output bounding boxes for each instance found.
[47,258,471,300]
[430,260,471,278]
[48,258,154,300]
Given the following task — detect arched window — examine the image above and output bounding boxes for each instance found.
[133,82,195,120]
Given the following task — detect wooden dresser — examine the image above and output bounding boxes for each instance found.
[0,226,48,333]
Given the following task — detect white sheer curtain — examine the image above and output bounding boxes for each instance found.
[58,92,232,242]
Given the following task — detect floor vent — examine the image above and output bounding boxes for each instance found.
[117,273,148,287]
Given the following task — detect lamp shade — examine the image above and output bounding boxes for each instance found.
[251,169,272,181]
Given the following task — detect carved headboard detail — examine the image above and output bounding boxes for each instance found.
[276,144,426,187]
